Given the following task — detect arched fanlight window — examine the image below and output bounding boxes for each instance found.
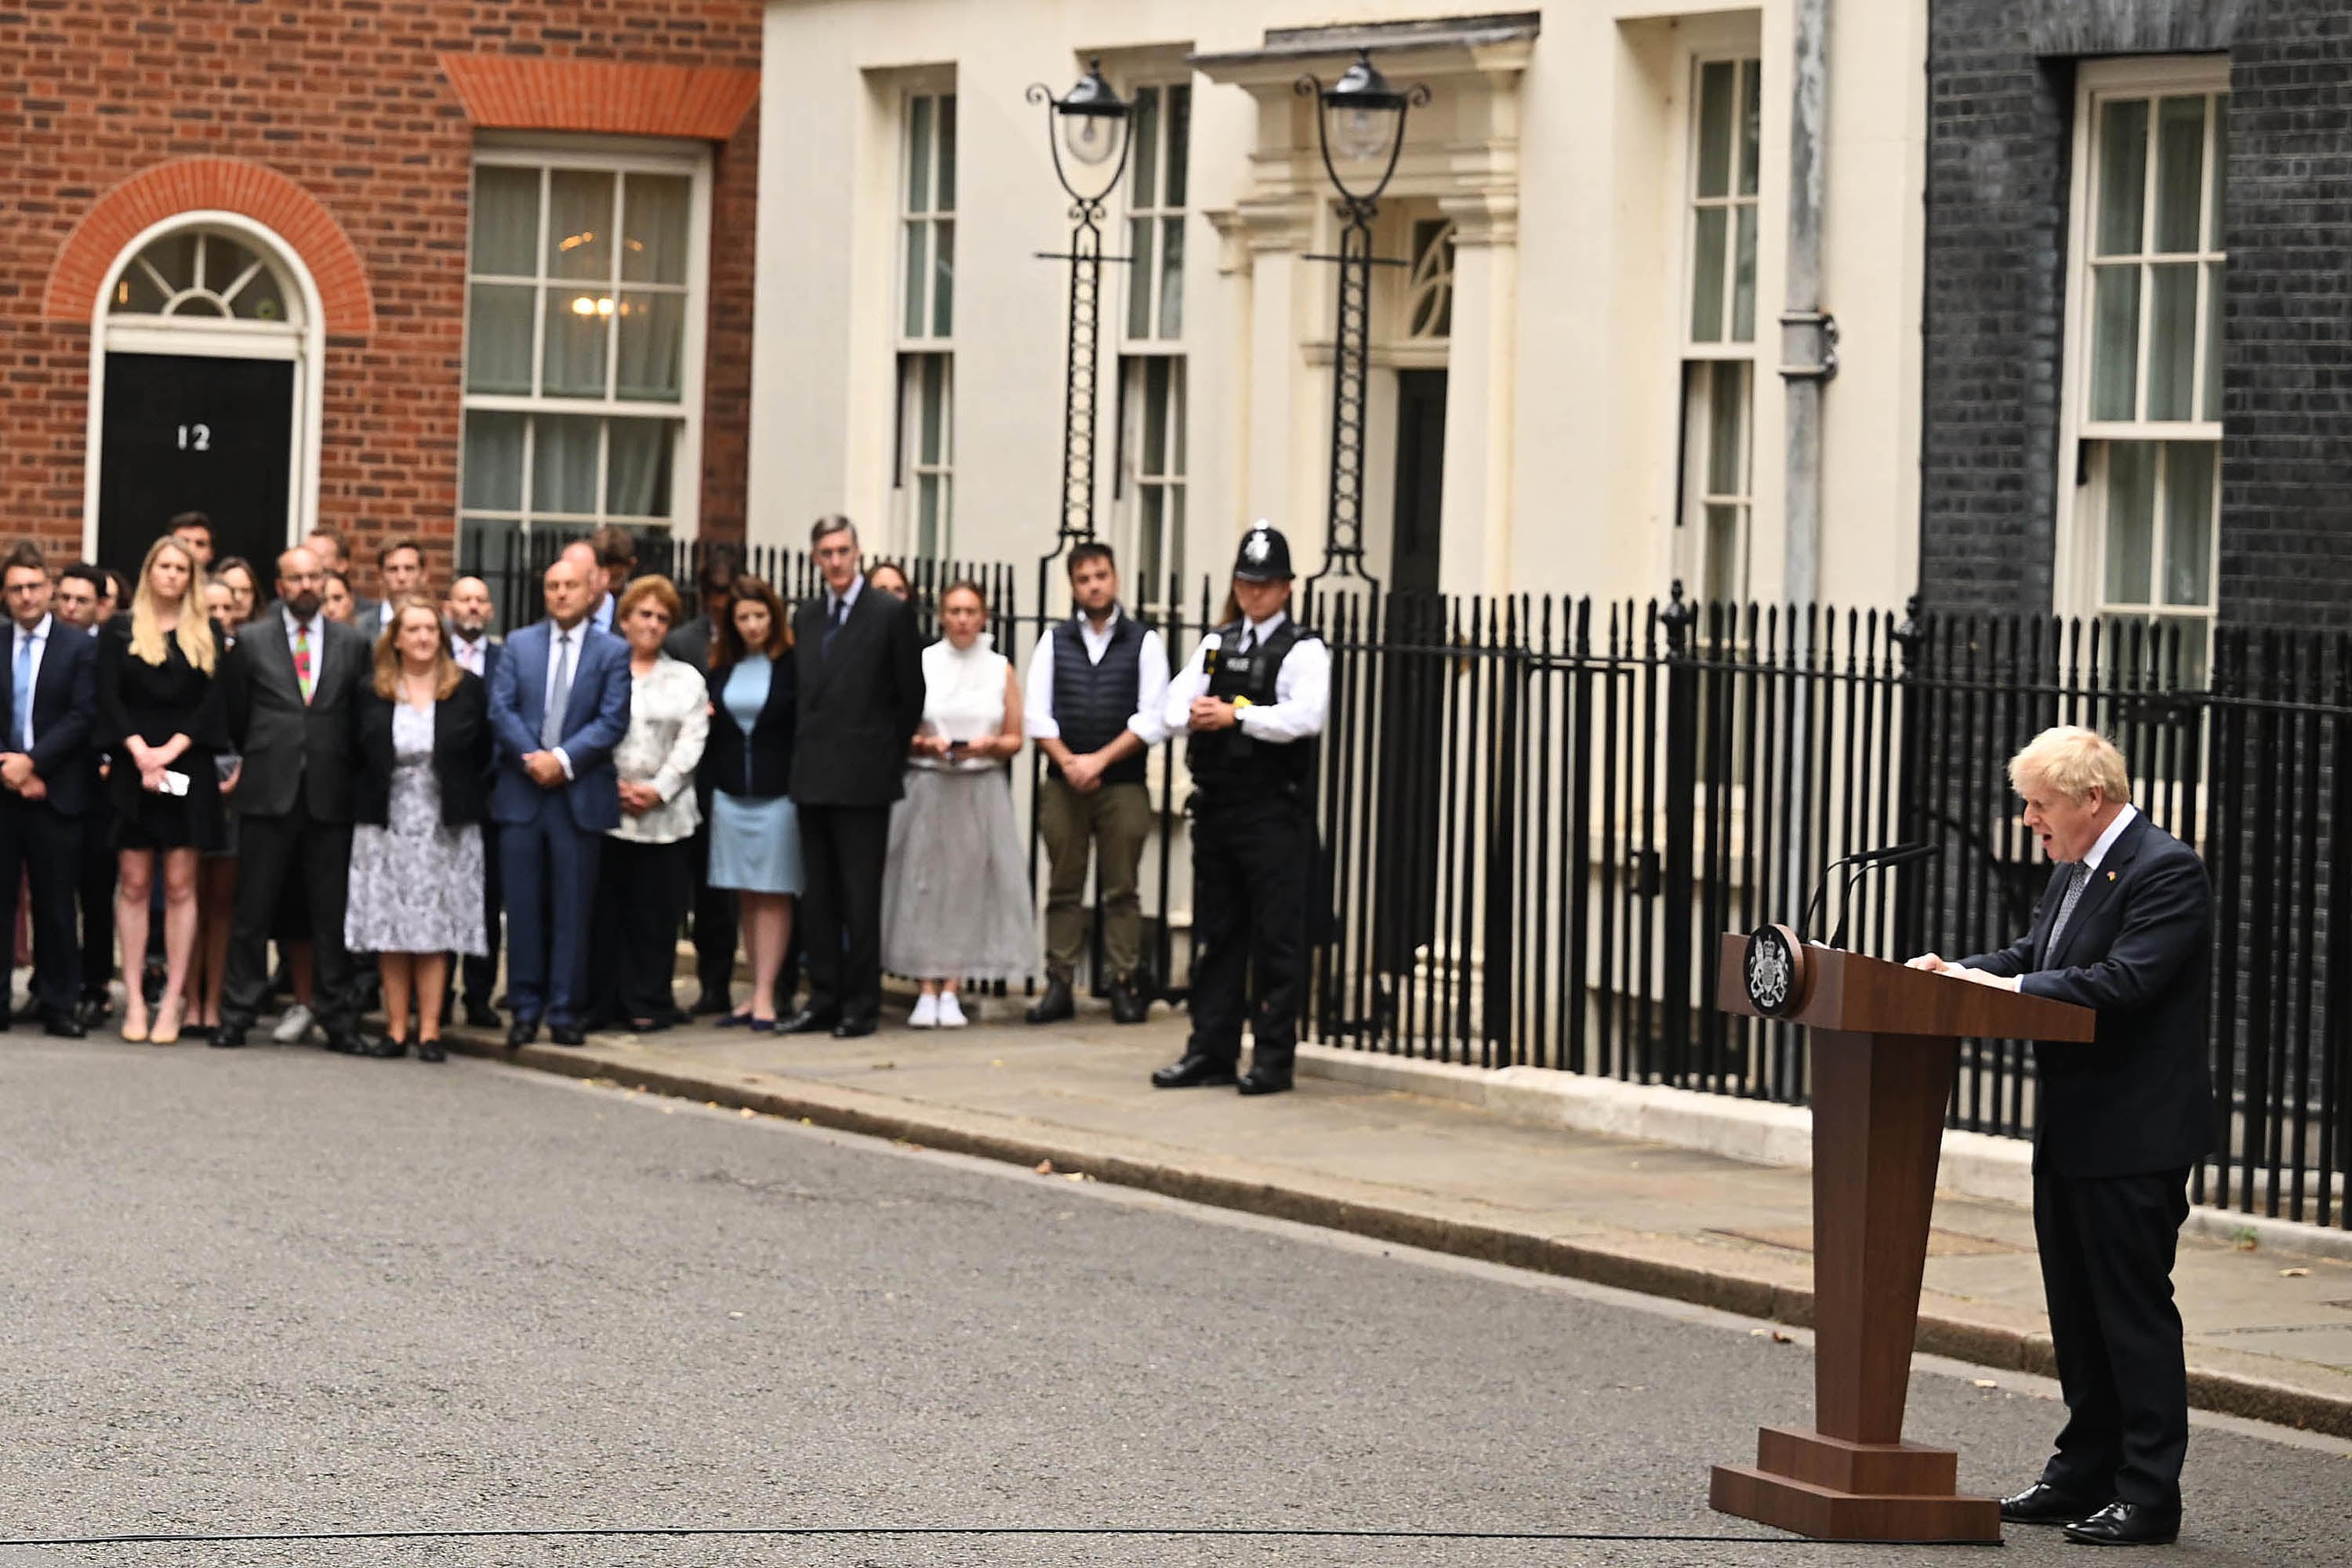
[1404,219,1455,341]
[109,230,296,324]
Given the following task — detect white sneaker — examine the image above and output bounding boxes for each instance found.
[935,993,968,1029]
[272,1003,315,1044]
[909,993,939,1029]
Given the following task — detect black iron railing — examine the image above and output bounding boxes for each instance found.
[460,535,2352,1230]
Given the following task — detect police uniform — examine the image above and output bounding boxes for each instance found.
[1151,525,1330,1094]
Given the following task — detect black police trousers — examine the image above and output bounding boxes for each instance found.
[1185,793,1310,1074]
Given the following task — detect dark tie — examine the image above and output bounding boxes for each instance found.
[1239,625,1257,657]
[823,595,848,655]
[2044,862,2093,963]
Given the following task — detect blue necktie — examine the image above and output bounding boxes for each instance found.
[822,595,847,655]
[13,630,31,751]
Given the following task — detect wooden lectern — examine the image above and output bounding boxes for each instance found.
[1708,931,2096,1542]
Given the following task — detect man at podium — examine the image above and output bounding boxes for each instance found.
[1909,725,2215,1548]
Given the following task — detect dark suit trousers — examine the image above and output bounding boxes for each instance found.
[223,798,357,1036]
[500,793,601,1026]
[1185,796,1311,1074]
[797,803,888,1022]
[78,793,115,1000]
[0,794,84,1015]
[460,822,502,1009]
[590,835,688,1023]
[2034,1167,2193,1509]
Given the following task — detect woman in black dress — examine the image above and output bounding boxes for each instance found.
[97,535,226,1044]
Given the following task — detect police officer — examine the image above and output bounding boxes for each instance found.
[1149,523,1330,1095]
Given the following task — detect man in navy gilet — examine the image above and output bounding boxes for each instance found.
[1022,542,1170,1025]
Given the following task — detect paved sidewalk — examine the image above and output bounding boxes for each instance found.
[450,999,2352,1437]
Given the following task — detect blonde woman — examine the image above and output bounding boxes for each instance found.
[343,598,490,1061]
[96,535,225,1043]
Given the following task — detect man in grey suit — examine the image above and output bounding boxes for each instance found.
[214,546,376,1054]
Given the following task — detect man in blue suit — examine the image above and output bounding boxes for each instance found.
[486,554,630,1047]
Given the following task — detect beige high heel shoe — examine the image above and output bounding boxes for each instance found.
[120,1003,150,1044]
[149,996,183,1046]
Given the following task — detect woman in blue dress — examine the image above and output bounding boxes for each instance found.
[704,575,802,1030]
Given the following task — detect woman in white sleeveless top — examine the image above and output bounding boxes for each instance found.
[880,580,1034,1026]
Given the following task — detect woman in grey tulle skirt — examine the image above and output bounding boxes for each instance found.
[880,583,1035,1026]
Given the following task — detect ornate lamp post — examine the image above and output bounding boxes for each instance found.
[1297,49,1427,586]
[1027,60,1134,552]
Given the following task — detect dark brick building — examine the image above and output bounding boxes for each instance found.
[0,2,761,583]
[1922,0,2352,644]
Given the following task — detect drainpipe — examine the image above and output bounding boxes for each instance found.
[1781,0,1838,927]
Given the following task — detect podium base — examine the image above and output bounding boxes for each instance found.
[1711,1428,2001,1542]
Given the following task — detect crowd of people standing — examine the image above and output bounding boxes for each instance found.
[5,511,1328,1092]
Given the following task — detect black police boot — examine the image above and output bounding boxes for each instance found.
[1108,976,1149,1025]
[1025,977,1075,1025]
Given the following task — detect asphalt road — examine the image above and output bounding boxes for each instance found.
[1,1037,2345,1568]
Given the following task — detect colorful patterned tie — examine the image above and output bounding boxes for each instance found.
[292,622,315,706]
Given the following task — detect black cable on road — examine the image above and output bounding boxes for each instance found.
[0,1523,2002,1548]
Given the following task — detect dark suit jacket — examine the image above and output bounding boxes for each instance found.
[353,672,492,828]
[1962,811,2216,1178]
[704,655,795,800]
[663,614,715,673]
[486,620,631,831]
[0,616,98,817]
[223,612,368,822]
[788,586,924,807]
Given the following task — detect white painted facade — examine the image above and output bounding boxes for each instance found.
[749,1,1928,615]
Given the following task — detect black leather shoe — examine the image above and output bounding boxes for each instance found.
[831,1014,877,1039]
[42,1012,86,1040]
[781,1007,840,1036]
[506,1018,540,1049]
[74,996,111,1030]
[1152,1054,1239,1089]
[418,1036,447,1064]
[547,1023,588,1047]
[210,1025,247,1049]
[1025,978,1075,1025]
[1109,978,1149,1025]
[2000,1483,2112,1527]
[691,989,732,1017]
[463,1003,503,1029]
[1236,1068,1294,1096]
[353,1033,405,1059]
[2063,1501,2180,1546]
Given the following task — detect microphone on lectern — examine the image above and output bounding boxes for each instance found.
[1797,840,1944,949]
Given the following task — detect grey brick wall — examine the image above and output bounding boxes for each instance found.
[1922,0,2352,630]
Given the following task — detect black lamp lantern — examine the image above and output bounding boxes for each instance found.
[1296,49,1428,586]
[1028,60,1136,556]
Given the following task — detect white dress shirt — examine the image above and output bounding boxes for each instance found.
[281,605,324,664]
[1161,609,1331,742]
[451,632,490,677]
[10,615,51,750]
[2079,803,2139,872]
[828,575,864,622]
[1024,607,1171,747]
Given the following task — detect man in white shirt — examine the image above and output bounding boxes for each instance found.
[1150,523,1330,1097]
[370,536,427,635]
[1023,542,1170,1026]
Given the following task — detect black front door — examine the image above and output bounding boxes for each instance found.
[1389,368,1446,596]
[98,352,294,578]
[1371,368,1450,985]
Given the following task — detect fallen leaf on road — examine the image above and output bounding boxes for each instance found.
[2280,1267,2310,1278]
[873,1061,896,1070]
[728,1311,745,1319]
[1973,1379,1998,1388]
[1035,1160,1056,1175]
[738,1108,757,1119]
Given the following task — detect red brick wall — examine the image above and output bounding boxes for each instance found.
[0,2,764,580]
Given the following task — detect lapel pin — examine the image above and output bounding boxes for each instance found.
[2107,870,2117,882]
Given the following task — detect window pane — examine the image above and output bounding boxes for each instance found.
[1738,61,1761,198]
[542,288,610,397]
[621,174,691,285]
[465,283,536,394]
[1696,62,1734,199]
[931,219,954,337]
[2089,266,2141,421]
[113,259,168,314]
[606,419,676,519]
[2096,99,2150,256]
[2161,441,2216,607]
[472,166,540,275]
[532,414,602,517]
[1166,85,1191,207]
[616,292,684,401]
[1158,216,1184,339]
[2152,96,2207,254]
[547,170,615,281]
[1707,361,1747,497]
[1170,359,1187,473]
[142,232,199,295]
[2102,441,2157,604]
[936,96,957,212]
[917,473,944,557]
[2144,262,2198,420]
[1142,357,1171,475]
[1127,217,1155,339]
[1704,503,1745,604]
[1690,206,1727,343]
[227,265,289,323]
[919,354,947,465]
[461,410,526,511]
[2203,260,2224,423]
[1131,87,1160,209]
[907,96,934,213]
[2209,96,2228,248]
[1731,205,1757,343]
[1139,486,1164,587]
[902,221,928,339]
